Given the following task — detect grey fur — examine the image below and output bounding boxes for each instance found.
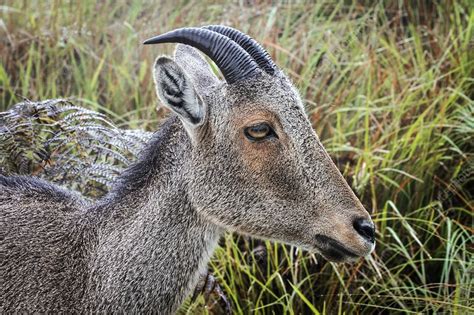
[1,43,374,313]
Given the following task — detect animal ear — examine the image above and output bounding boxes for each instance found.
[153,56,206,130]
[174,44,220,92]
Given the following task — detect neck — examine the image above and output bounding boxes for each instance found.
[85,117,222,313]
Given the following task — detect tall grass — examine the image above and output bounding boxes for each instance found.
[1,1,472,313]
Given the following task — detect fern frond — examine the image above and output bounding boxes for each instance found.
[0,99,152,198]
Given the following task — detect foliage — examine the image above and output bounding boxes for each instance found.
[1,0,473,313]
[0,99,151,197]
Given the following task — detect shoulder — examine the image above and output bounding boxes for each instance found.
[0,175,86,207]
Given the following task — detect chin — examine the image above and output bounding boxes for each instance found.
[319,250,360,263]
[317,246,359,263]
[313,235,372,263]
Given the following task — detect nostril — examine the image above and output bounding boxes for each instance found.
[353,218,375,243]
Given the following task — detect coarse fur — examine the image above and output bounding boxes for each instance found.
[1,43,375,313]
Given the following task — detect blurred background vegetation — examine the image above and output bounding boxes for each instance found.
[1,0,473,314]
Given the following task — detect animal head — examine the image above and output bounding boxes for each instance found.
[145,26,375,262]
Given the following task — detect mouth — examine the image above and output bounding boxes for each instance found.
[314,235,360,262]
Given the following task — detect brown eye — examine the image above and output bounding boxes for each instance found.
[244,123,277,141]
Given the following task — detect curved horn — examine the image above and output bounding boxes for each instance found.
[144,27,258,84]
[203,25,277,75]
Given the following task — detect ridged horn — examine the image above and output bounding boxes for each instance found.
[143,27,259,84]
[203,25,277,75]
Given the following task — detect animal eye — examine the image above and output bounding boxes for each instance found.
[244,123,276,141]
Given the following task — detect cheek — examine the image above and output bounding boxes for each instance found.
[239,133,277,175]
[239,137,303,198]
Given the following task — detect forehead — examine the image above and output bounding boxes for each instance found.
[225,74,305,115]
[207,73,315,145]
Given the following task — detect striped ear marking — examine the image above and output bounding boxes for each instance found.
[153,57,206,127]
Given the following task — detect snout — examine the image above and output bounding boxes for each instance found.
[314,216,376,262]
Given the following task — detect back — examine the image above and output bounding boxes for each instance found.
[0,176,91,312]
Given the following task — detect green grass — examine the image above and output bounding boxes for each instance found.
[1,0,473,313]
